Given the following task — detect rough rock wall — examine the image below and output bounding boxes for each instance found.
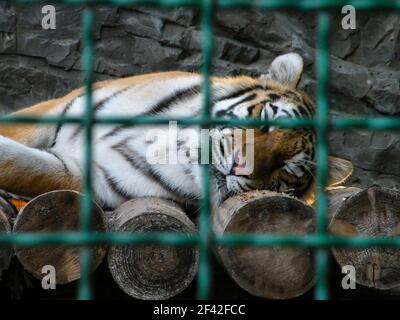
[0,4,399,189]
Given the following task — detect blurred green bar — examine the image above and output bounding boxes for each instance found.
[2,114,400,130]
[0,232,200,246]
[3,232,400,248]
[218,0,400,9]
[197,0,213,300]
[315,12,330,301]
[332,117,400,130]
[0,114,316,127]
[7,0,400,10]
[78,8,95,300]
[215,234,400,248]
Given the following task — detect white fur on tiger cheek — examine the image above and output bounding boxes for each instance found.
[283,151,308,178]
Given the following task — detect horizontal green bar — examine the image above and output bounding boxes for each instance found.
[0,114,315,128]
[0,232,200,246]
[2,232,400,248]
[331,117,400,130]
[5,0,400,10]
[1,115,400,130]
[219,0,400,9]
[216,234,400,248]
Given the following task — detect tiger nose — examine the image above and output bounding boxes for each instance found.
[231,152,251,176]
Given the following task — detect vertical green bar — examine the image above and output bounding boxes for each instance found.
[197,0,213,300]
[78,7,94,300]
[315,12,330,301]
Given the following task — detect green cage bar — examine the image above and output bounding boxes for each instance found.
[315,12,330,300]
[0,0,399,301]
[198,0,214,300]
[5,0,400,10]
[79,7,95,300]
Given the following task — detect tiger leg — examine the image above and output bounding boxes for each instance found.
[0,135,81,197]
[0,101,63,150]
[0,86,86,147]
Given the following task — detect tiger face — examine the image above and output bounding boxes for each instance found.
[211,53,351,201]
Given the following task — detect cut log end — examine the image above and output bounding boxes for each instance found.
[214,190,315,299]
[0,196,16,280]
[107,198,198,300]
[13,190,107,284]
[329,187,400,290]
[327,186,362,220]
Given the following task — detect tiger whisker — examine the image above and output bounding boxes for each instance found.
[302,163,317,181]
[301,159,317,167]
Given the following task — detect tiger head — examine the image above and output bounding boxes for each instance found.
[211,53,353,203]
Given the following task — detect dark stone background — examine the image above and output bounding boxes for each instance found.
[1,4,399,191]
[0,4,399,300]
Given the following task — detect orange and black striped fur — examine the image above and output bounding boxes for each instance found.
[0,53,352,209]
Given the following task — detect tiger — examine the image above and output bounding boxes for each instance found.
[0,53,353,210]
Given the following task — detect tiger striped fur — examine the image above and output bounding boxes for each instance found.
[0,53,353,209]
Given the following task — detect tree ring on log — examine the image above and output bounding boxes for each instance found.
[0,197,15,280]
[330,187,400,289]
[13,190,107,284]
[214,190,315,299]
[107,198,198,300]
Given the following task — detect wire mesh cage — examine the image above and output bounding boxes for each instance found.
[0,0,400,300]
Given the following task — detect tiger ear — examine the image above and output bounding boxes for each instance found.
[261,53,304,89]
[301,156,353,205]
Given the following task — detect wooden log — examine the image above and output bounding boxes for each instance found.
[107,197,198,300]
[328,187,400,289]
[327,186,363,221]
[0,195,16,280]
[13,190,107,284]
[213,190,315,299]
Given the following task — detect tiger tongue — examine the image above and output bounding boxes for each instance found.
[233,163,251,176]
[232,152,251,176]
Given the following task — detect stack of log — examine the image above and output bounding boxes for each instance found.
[1,191,198,300]
[1,186,400,299]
